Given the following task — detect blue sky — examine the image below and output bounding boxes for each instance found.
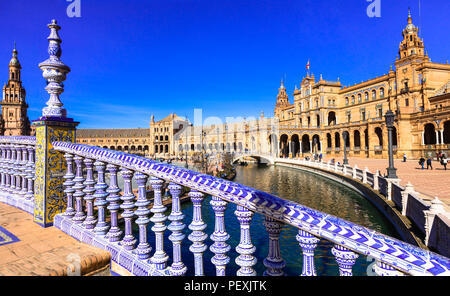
[0,0,449,129]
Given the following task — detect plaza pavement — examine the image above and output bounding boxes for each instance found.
[335,157,450,207]
[0,203,111,276]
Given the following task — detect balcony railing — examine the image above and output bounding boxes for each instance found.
[0,136,36,214]
[45,142,450,276]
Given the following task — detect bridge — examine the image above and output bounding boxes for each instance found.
[0,19,450,277]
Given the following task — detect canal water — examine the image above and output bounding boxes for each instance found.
[121,162,399,276]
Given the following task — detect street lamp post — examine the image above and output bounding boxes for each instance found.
[184,121,189,168]
[385,110,398,178]
[343,132,349,165]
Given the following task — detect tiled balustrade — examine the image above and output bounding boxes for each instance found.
[48,142,450,276]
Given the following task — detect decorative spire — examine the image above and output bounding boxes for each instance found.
[9,43,21,69]
[38,19,71,118]
[280,78,285,89]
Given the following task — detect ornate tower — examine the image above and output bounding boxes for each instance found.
[274,79,290,119]
[394,9,430,112]
[1,44,31,135]
[397,9,427,60]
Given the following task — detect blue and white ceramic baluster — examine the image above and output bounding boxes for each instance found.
[62,153,76,217]
[296,229,320,276]
[331,244,359,276]
[263,216,286,276]
[168,183,187,276]
[24,146,35,201]
[10,146,18,194]
[150,177,169,271]
[120,168,137,250]
[7,146,14,193]
[5,146,11,193]
[106,164,123,242]
[93,161,109,235]
[188,190,207,276]
[373,260,404,276]
[20,146,28,195]
[0,145,5,191]
[134,172,151,260]
[210,196,230,276]
[15,146,22,195]
[82,158,97,229]
[72,156,86,224]
[235,205,257,276]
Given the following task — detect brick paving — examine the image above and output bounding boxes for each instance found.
[329,156,450,207]
[0,202,111,276]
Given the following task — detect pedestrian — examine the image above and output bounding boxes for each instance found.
[442,157,448,170]
[426,157,433,170]
[419,157,425,169]
[403,153,407,162]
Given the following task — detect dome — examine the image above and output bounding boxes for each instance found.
[9,48,21,68]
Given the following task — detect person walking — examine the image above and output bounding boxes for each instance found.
[441,157,448,170]
[419,157,425,169]
[403,153,407,162]
[426,157,433,170]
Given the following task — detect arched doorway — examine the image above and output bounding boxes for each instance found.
[335,132,341,149]
[291,134,300,157]
[375,127,383,147]
[444,121,450,144]
[326,133,332,149]
[301,134,310,153]
[280,134,289,157]
[424,123,436,145]
[312,134,321,154]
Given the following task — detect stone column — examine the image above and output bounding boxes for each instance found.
[435,130,440,145]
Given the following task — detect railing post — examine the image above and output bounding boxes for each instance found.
[263,216,286,276]
[93,161,109,235]
[352,165,358,179]
[168,182,187,276]
[210,196,231,276]
[32,19,79,227]
[106,164,123,242]
[72,156,86,224]
[25,146,35,201]
[373,170,380,191]
[134,172,151,260]
[424,197,445,246]
[150,177,169,271]
[82,158,97,229]
[188,190,207,276]
[296,229,320,276]
[120,168,137,251]
[362,167,368,184]
[331,244,359,276]
[401,182,414,216]
[235,205,257,276]
[62,153,76,217]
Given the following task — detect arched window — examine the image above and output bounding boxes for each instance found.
[345,97,349,105]
[357,94,362,103]
[380,88,385,98]
[351,95,355,104]
[364,92,369,101]
[372,90,376,100]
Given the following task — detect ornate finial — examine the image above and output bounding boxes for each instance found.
[38,19,71,118]
[9,43,20,68]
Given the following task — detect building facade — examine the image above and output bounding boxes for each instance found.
[1,45,31,136]
[76,128,151,155]
[274,11,450,159]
